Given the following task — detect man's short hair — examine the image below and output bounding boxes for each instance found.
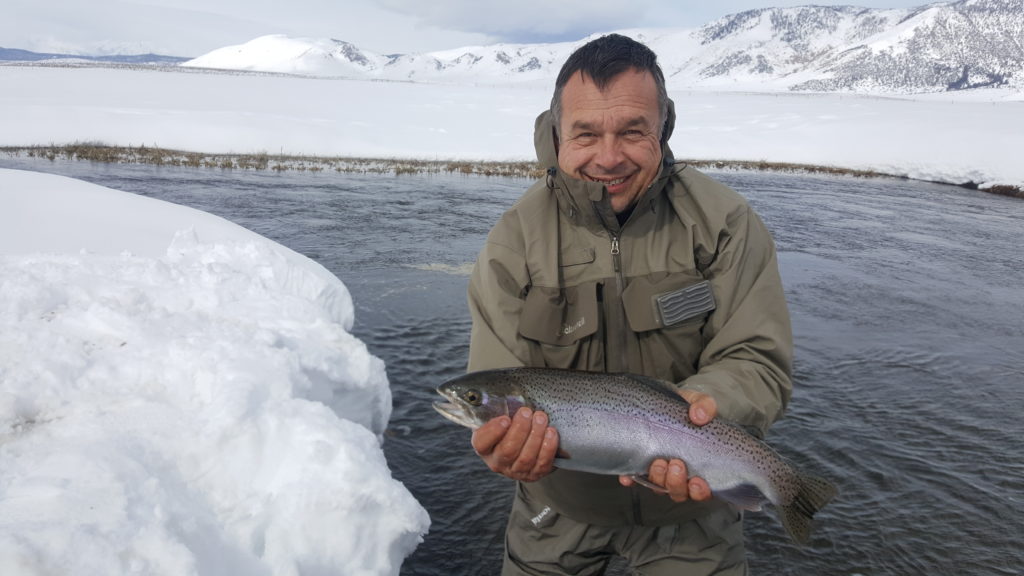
[551,34,669,141]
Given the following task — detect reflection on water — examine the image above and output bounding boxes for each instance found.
[4,157,1023,575]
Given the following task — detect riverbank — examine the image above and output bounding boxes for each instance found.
[5,144,1020,199]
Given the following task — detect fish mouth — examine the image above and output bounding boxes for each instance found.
[432,391,482,429]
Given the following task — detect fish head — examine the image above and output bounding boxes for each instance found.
[433,370,530,430]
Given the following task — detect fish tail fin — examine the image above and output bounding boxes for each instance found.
[779,474,838,546]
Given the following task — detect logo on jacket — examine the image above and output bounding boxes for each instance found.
[561,317,586,337]
[531,505,552,527]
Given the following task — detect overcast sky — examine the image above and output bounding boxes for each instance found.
[5,0,933,57]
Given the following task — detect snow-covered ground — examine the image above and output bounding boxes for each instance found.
[0,169,430,575]
[0,62,1021,189]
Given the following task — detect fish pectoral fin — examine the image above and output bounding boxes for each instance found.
[552,448,573,469]
[714,483,767,512]
[626,474,668,495]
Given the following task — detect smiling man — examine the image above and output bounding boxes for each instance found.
[465,34,793,575]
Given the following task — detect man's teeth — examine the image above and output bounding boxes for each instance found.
[592,177,626,186]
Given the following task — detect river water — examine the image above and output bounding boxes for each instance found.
[3,157,1022,575]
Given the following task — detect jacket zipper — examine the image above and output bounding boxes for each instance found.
[609,233,629,374]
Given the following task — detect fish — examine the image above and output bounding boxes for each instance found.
[433,367,837,545]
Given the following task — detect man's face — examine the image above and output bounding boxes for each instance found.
[557,68,664,214]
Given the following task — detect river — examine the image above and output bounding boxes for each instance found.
[3,156,1022,575]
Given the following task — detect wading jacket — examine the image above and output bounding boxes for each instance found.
[467,103,793,527]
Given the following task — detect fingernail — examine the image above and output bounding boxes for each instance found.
[545,428,555,439]
[519,408,533,419]
[690,480,706,499]
[499,417,511,428]
[533,412,547,425]
[695,408,707,422]
[670,464,683,477]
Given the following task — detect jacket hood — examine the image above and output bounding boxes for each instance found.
[533,97,678,170]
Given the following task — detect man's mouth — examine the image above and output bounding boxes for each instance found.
[586,174,630,190]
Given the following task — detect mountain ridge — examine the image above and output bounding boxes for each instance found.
[181,0,1023,93]
[5,1,1022,94]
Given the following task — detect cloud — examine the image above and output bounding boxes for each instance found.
[374,0,651,43]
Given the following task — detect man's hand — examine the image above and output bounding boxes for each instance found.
[619,389,718,502]
[471,407,559,482]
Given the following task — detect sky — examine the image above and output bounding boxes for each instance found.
[4,0,935,56]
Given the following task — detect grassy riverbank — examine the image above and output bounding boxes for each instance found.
[3,144,1021,198]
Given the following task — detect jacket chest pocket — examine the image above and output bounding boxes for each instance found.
[518,282,600,369]
[621,272,715,379]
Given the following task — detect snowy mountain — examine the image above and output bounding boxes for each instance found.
[0,47,187,64]
[183,0,1024,94]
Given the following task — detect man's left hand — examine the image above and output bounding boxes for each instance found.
[618,389,717,503]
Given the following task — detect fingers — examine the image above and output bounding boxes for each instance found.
[648,458,669,487]
[628,458,714,503]
[470,415,511,456]
[663,459,689,503]
[508,409,550,479]
[678,389,717,426]
[526,424,558,480]
[472,408,556,482]
[688,476,712,502]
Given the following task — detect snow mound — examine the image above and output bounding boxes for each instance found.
[0,169,429,575]
[184,34,387,76]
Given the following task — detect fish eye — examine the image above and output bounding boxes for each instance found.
[463,389,483,406]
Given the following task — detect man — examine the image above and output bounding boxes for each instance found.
[466,34,792,575]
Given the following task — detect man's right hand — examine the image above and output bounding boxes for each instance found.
[471,407,559,482]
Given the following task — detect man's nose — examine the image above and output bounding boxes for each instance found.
[593,136,626,169]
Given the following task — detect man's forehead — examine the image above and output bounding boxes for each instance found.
[569,115,652,130]
[560,70,660,120]
[567,67,656,91]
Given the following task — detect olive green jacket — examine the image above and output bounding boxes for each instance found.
[467,103,793,526]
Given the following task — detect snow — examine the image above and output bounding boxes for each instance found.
[0,169,430,575]
[0,61,1021,189]
[186,35,388,76]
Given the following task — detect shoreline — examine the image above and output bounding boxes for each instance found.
[3,144,1021,199]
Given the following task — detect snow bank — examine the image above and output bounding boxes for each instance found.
[0,168,430,575]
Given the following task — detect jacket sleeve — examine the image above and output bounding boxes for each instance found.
[679,204,793,438]
[466,219,533,371]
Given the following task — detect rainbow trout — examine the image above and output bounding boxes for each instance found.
[434,367,837,545]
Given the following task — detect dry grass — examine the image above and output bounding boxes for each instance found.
[1,143,547,178]
[2,143,1020,198]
